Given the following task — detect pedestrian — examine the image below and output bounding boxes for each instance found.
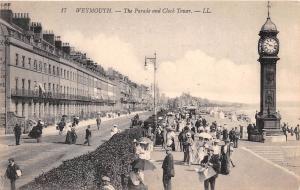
[222,128,228,141]
[162,147,174,190]
[128,167,147,190]
[83,125,92,146]
[70,124,77,144]
[166,127,176,151]
[5,158,21,190]
[239,125,244,139]
[247,124,252,141]
[13,124,22,145]
[96,116,101,131]
[294,125,300,141]
[233,127,240,148]
[229,128,235,143]
[220,139,234,175]
[58,119,66,135]
[290,127,294,137]
[201,147,220,190]
[282,124,288,142]
[101,176,115,190]
[36,120,43,143]
[111,124,120,137]
[185,132,194,165]
[65,125,72,144]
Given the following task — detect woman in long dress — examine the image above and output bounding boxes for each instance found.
[65,125,72,144]
[220,140,233,175]
[191,137,207,164]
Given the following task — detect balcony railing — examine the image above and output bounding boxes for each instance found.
[11,89,111,103]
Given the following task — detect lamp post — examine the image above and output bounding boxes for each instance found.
[145,53,157,128]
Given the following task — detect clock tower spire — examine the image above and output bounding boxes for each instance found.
[256,1,284,142]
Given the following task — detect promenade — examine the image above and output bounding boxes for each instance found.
[0,111,151,190]
[144,141,300,190]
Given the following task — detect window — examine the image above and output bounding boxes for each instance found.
[53,66,55,75]
[34,60,37,70]
[44,63,47,73]
[48,83,51,92]
[15,53,19,65]
[39,62,42,71]
[28,80,31,90]
[64,70,66,78]
[15,78,18,90]
[22,56,25,67]
[53,84,55,93]
[57,67,59,76]
[67,71,69,79]
[49,64,51,74]
[22,103,25,117]
[15,102,18,115]
[61,68,63,77]
[28,58,31,68]
[21,79,25,90]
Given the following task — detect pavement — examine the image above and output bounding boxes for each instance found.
[1,112,300,190]
[0,111,152,190]
[144,140,300,190]
[143,115,300,190]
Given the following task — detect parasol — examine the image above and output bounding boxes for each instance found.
[199,132,212,139]
[131,158,156,171]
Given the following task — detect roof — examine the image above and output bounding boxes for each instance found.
[261,18,277,32]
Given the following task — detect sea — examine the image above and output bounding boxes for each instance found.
[236,103,300,126]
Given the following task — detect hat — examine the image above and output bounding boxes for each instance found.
[133,139,137,143]
[8,158,14,162]
[102,176,110,182]
[186,132,191,137]
[113,124,118,127]
[213,139,220,143]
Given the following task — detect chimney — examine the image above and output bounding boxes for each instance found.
[43,31,55,45]
[55,36,62,49]
[30,22,43,40]
[0,3,13,23]
[62,42,70,54]
[12,12,31,31]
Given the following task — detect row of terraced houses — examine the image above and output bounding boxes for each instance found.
[0,5,152,134]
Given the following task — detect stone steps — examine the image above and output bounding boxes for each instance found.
[246,146,287,165]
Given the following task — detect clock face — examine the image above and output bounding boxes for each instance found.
[262,38,279,54]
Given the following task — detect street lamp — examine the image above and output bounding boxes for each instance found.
[144,53,157,128]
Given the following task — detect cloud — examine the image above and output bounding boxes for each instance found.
[61,31,152,85]
[158,50,260,103]
[60,32,299,104]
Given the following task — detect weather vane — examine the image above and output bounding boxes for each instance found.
[267,1,271,19]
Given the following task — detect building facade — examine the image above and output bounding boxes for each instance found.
[0,5,151,134]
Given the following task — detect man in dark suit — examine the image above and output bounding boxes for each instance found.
[5,158,21,190]
[162,147,174,190]
[83,125,92,146]
[201,147,220,190]
[14,124,22,145]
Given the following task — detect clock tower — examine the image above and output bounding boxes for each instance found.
[256,2,283,140]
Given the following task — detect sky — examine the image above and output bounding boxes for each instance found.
[8,1,300,104]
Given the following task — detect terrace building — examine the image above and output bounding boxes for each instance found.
[0,5,149,134]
